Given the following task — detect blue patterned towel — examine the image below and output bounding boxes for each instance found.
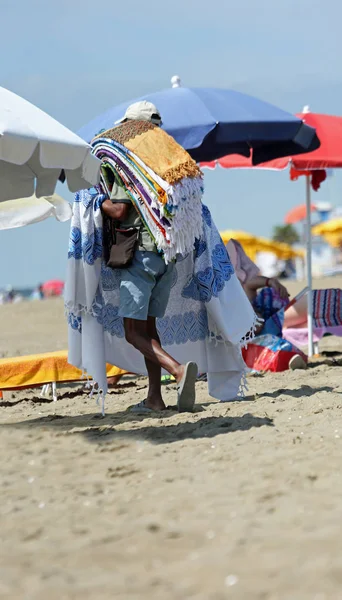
[65,188,257,413]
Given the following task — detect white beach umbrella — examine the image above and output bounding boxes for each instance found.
[0,86,100,202]
[0,193,72,230]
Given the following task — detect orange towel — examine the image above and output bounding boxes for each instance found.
[0,350,127,390]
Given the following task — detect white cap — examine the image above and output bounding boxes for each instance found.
[171,75,181,88]
[115,101,162,125]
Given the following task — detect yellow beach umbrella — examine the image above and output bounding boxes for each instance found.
[220,231,259,260]
[312,218,342,248]
[220,230,304,261]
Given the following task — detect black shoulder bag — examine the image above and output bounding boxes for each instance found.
[106,218,139,269]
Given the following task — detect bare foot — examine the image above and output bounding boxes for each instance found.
[174,364,186,385]
[107,375,122,387]
[144,395,167,411]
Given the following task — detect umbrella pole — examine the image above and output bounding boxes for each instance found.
[305,175,314,357]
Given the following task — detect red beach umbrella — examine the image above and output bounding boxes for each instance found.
[42,279,64,296]
[201,108,342,356]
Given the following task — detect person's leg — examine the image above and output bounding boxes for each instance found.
[284,295,308,328]
[121,253,197,411]
[143,316,165,409]
[124,318,197,411]
[124,317,184,379]
[124,317,187,410]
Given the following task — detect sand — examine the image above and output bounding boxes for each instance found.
[1,276,342,600]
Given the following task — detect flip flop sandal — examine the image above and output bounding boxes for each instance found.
[197,373,207,382]
[177,362,198,413]
[130,400,154,413]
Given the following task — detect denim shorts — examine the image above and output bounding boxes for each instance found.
[118,251,175,321]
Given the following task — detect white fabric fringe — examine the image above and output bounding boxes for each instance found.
[93,138,204,263]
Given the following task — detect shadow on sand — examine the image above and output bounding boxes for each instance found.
[259,384,339,400]
[0,406,274,445]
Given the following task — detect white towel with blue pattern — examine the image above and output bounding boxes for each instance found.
[65,187,257,410]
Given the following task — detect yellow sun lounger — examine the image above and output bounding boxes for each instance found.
[0,350,127,398]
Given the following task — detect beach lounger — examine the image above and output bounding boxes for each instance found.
[0,350,127,400]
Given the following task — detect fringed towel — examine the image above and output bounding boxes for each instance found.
[92,121,204,262]
[96,120,202,184]
[65,188,258,414]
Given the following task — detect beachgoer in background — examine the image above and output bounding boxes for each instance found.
[4,285,15,303]
[101,101,198,412]
[227,239,307,370]
[226,239,289,302]
[278,259,296,279]
[226,239,308,329]
[30,284,44,301]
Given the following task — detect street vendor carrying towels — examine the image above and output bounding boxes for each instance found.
[101,101,198,413]
[65,102,258,416]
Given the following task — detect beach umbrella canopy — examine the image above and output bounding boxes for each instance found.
[202,108,342,357]
[78,77,319,164]
[312,217,342,247]
[220,230,304,261]
[285,203,317,225]
[0,194,72,231]
[42,279,64,296]
[0,86,101,203]
[201,109,342,171]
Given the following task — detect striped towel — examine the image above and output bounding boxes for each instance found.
[312,289,342,327]
[91,121,204,262]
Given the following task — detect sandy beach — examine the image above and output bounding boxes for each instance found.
[1,276,342,600]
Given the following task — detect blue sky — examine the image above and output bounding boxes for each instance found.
[1,0,342,287]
